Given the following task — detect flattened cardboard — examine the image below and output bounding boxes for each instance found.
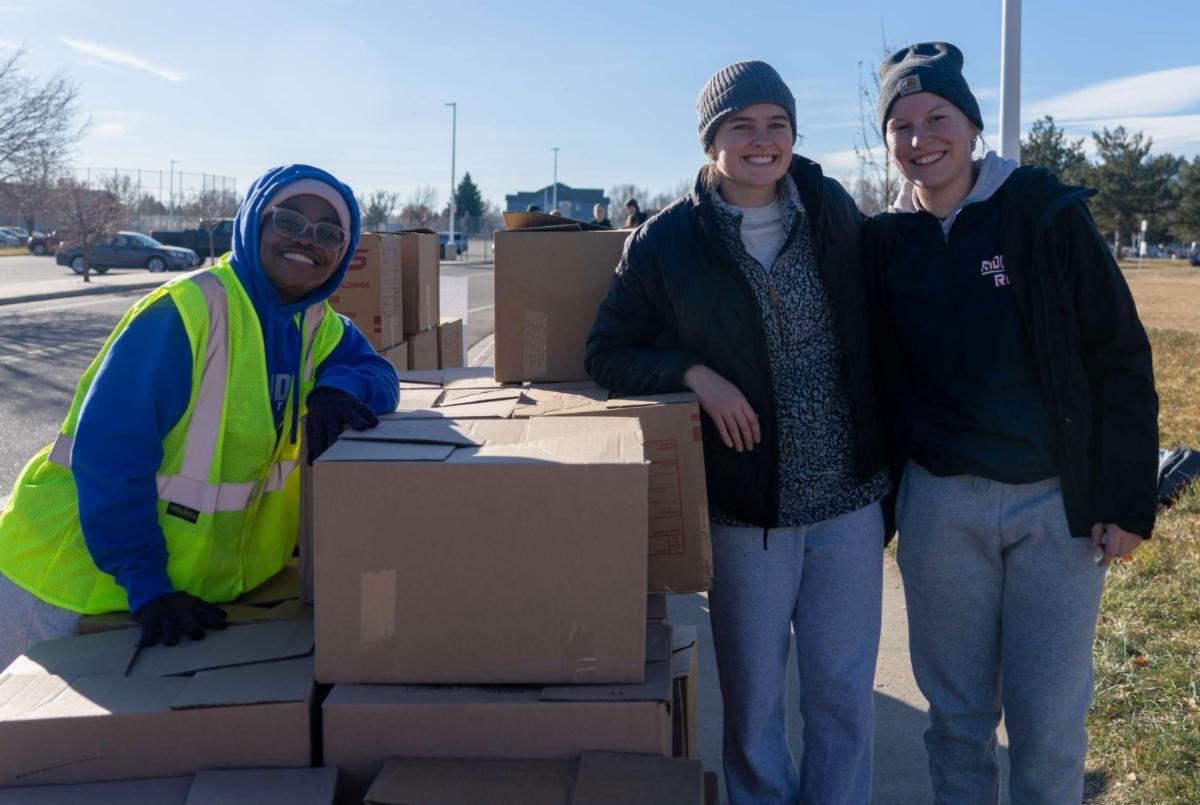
[0,776,195,804]
[393,386,444,411]
[572,752,703,805]
[438,317,464,368]
[385,398,519,420]
[313,417,648,685]
[493,228,629,382]
[128,620,314,678]
[406,326,439,371]
[6,627,138,676]
[340,418,483,447]
[171,656,314,709]
[330,233,404,350]
[366,758,576,805]
[394,367,503,389]
[186,767,338,805]
[76,600,308,637]
[396,231,440,335]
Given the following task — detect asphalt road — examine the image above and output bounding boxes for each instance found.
[0,261,495,492]
[0,253,172,284]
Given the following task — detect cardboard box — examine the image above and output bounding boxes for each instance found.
[0,621,315,786]
[364,753,703,805]
[438,317,464,368]
[380,342,408,374]
[312,416,649,685]
[493,228,629,382]
[671,625,699,759]
[395,231,440,335]
[406,326,439,371]
[323,626,677,798]
[0,768,339,804]
[384,378,712,592]
[329,233,403,350]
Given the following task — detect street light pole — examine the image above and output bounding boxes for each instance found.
[169,160,179,229]
[445,102,457,257]
[551,147,560,212]
[999,0,1022,161]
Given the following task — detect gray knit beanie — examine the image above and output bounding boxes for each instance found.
[876,42,983,135]
[696,61,797,153]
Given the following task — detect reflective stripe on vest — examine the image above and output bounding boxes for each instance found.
[46,272,324,514]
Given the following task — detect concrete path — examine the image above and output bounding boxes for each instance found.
[669,554,1012,804]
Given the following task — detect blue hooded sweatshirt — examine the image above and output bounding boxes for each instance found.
[71,164,399,612]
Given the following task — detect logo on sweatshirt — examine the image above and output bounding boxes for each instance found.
[272,374,293,407]
[981,254,1009,287]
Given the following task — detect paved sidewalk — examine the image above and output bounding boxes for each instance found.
[0,270,169,307]
[669,554,1012,805]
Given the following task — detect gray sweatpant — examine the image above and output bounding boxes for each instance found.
[709,501,883,805]
[896,461,1106,805]
[0,571,80,670]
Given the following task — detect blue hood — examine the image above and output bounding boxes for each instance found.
[230,163,362,318]
[228,165,362,443]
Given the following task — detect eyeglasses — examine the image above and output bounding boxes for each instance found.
[268,208,347,250]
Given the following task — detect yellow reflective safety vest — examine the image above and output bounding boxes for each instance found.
[0,260,345,614]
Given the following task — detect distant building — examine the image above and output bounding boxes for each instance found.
[505,183,609,222]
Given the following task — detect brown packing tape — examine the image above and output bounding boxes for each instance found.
[522,310,549,378]
[360,570,397,648]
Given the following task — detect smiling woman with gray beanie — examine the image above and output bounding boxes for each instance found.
[866,41,1158,805]
[587,60,891,805]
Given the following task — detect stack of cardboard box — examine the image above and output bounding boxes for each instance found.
[329,230,454,374]
[328,233,406,371]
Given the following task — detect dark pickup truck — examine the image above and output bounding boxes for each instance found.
[152,219,234,262]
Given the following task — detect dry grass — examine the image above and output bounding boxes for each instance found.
[0,247,27,257]
[1083,303,1200,801]
[1120,262,1200,333]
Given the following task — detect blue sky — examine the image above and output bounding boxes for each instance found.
[2,0,1197,208]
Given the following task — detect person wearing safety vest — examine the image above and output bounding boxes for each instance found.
[0,165,399,665]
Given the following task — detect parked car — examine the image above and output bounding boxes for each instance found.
[1190,243,1200,267]
[55,231,199,275]
[27,231,63,255]
[151,218,234,262]
[0,229,22,247]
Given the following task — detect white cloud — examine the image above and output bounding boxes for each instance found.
[59,36,185,82]
[0,39,22,50]
[812,148,865,173]
[974,86,999,102]
[1059,114,1200,157]
[1025,65,1200,121]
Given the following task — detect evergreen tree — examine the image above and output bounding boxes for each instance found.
[1175,156,1200,241]
[452,172,484,221]
[1088,127,1180,246]
[1020,116,1089,185]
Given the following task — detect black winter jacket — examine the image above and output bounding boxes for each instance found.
[865,166,1159,539]
[586,156,888,528]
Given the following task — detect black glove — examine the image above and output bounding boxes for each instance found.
[131,591,228,647]
[305,387,379,464]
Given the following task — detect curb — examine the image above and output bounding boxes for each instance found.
[0,280,167,308]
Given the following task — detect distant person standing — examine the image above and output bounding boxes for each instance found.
[623,198,648,228]
[592,203,613,229]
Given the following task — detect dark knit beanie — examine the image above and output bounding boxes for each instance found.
[876,42,983,135]
[696,61,797,153]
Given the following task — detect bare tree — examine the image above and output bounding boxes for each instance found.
[0,48,83,185]
[360,190,399,231]
[399,185,439,229]
[192,187,238,265]
[51,175,131,283]
[851,36,900,215]
[647,179,692,214]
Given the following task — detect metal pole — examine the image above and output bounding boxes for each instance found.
[551,147,560,212]
[169,160,179,229]
[445,101,457,257]
[999,0,1022,160]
